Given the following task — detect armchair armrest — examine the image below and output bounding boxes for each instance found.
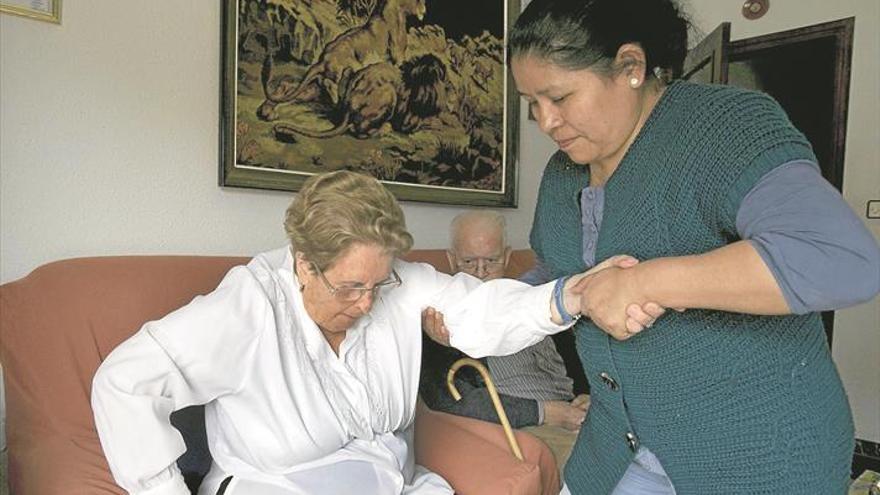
[6,428,123,495]
[414,401,559,495]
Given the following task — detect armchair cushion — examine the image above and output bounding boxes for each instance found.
[415,401,560,495]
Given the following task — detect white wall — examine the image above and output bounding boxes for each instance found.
[0,1,547,287]
[1,0,877,447]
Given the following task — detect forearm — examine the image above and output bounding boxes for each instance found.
[637,240,790,314]
[442,277,567,357]
[421,374,540,427]
[445,388,540,428]
[91,331,205,494]
[403,261,567,356]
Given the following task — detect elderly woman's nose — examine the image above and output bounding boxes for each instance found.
[353,290,376,314]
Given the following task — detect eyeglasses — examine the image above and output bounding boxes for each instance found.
[455,257,506,272]
[312,263,402,303]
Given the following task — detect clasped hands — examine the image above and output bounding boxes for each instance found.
[560,254,671,340]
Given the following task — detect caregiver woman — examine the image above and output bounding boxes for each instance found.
[446,0,880,494]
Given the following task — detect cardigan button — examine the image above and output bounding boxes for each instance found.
[599,372,619,391]
[625,432,639,452]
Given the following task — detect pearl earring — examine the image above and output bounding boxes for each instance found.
[629,77,640,87]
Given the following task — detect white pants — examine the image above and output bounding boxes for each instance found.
[218,462,452,495]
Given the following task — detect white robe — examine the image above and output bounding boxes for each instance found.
[91,247,566,495]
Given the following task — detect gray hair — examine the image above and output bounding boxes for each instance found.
[449,210,508,250]
[283,171,413,270]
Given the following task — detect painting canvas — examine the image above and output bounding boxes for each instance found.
[221,0,520,206]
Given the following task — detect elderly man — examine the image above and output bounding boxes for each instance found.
[419,210,588,470]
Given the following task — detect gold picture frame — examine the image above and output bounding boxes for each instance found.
[0,0,61,24]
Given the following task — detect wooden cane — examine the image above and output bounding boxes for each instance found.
[447,357,524,461]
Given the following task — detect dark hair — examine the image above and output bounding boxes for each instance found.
[508,0,690,81]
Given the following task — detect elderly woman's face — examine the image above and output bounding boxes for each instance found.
[297,243,394,350]
[512,54,643,170]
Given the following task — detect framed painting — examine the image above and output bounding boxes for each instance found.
[0,0,61,24]
[220,0,520,207]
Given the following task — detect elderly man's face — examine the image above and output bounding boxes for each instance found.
[448,224,510,281]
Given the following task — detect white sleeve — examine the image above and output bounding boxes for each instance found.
[91,266,269,494]
[394,261,569,359]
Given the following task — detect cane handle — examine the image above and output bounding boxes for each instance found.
[447,357,524,461]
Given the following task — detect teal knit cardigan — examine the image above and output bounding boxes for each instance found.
[531,81,853,494]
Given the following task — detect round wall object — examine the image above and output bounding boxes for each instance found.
[742,0,770,20]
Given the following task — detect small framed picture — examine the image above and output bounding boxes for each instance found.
[0,0,61,24]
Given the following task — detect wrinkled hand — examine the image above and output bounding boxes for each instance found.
[422,307,450,346]
[543,400,587,431]
[568,256,668,340]
[570,393,590,411]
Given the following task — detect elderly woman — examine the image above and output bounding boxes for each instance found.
[91,171,639,495]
